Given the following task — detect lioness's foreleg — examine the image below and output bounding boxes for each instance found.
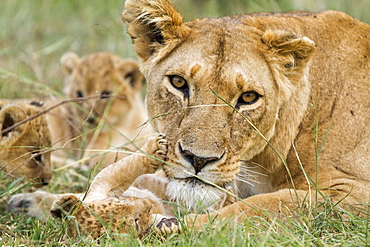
[183,186,365,230]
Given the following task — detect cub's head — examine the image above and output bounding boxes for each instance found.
[61,52,145,126]
[123,0,315,212]
[0,101,52,187]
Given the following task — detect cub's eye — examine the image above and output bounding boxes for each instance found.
[32,151,42,163]
[169,75,189,97]
[100,90,111,99]
[76,90,84,98]
[237,91,261,107]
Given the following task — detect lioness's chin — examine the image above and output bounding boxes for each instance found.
[166,178,227,214]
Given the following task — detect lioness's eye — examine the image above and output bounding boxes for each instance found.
[100,90,111,99]
[237,91,261,106]
[169,75,189,97]
[169,75,187,89]
[76,90,84,98]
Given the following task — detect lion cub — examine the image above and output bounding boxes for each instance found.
[47,52,153,168]
[49,133,170,238]
[8,133,233,237]
[0,100,52,187]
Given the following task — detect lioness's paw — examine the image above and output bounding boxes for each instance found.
[152,214,181,235]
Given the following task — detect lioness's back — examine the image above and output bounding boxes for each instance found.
[245,10,370,179]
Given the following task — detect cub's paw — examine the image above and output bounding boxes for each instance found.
[143,133,167,161]
[152,214,181,235]
[7,190,58,219]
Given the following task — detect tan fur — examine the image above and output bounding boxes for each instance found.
[122,0,370,229]
[0,100,52,187]
[8,133,171,238]
[8,1,370,238]
[47,133,168,238]
[49,52,154,167]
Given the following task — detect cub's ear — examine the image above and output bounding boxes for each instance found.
[0,105,28,144]
[118,59,146,91]
[60,52,80,76]
[261,30,315,99]
[122,0,190,62]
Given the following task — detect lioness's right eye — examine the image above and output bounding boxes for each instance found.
[169,75,187,89]
[236,91,261,108]
[169,75,189,97]
[76,90,84,98]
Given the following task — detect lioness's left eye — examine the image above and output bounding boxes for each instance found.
[169,75,187,89]
[237,91,261,106]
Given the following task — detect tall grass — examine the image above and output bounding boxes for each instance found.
[1,0,370,246]
[1,0,369,98]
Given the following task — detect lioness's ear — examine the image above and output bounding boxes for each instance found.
[122,0,190,62]
[261,30,315,98]
[0,105,28,144]
[60,52,80,76]
[118,59,146,91]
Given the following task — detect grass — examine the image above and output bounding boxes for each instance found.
[1,0,370,246]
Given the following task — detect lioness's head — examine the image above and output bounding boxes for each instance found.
[0,101,52,187]
[123,0,315,212]
[61,52,145,127]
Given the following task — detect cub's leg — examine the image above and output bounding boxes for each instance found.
[7,190,63,219]
[84,133,167,201]
[7,133,167,218]
[50,194,154,239]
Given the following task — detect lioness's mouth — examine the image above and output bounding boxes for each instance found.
[178,177,218,188]
[166,177,230,213]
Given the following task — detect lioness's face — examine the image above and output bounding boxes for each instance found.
[145,23,282,211]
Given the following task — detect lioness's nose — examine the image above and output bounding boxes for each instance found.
[179,144,221,174]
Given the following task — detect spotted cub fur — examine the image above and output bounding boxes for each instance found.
[48,133,170,238]
[51,195,153,238]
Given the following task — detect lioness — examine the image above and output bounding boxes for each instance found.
[0,100,52,187]
[122,0,370,228]
[8,0,370,236]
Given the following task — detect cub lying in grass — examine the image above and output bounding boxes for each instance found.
[10,133,233,238]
